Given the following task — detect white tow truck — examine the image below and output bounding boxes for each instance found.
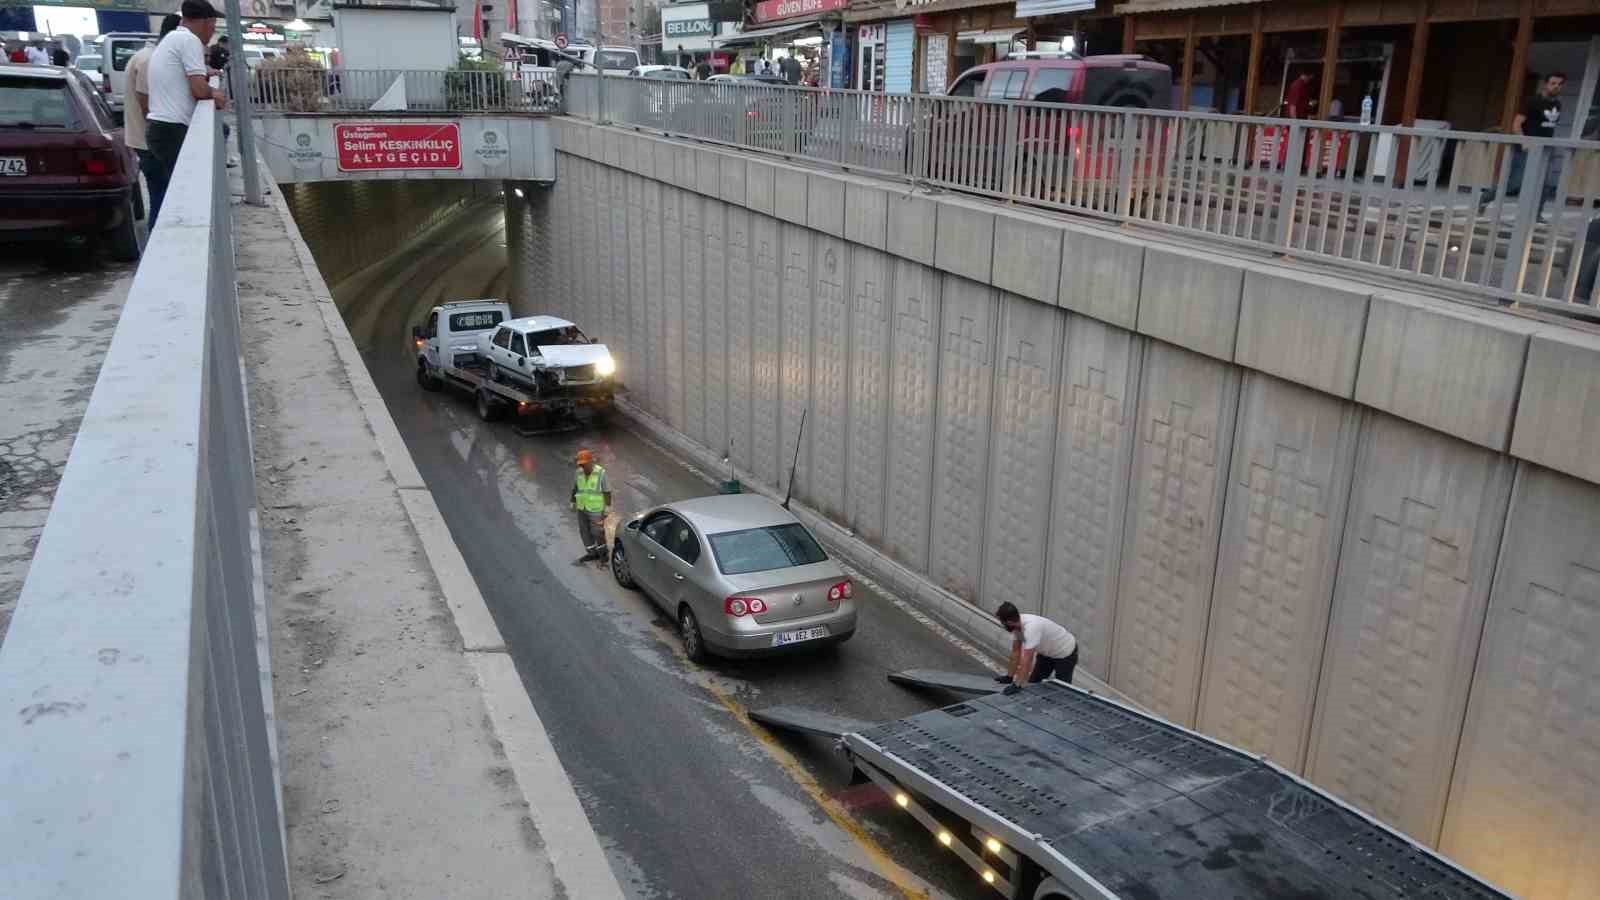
[412,300,616,428]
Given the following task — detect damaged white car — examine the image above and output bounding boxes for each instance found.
[479,316,617,395]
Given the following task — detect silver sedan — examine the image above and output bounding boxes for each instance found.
[610,493,857,661]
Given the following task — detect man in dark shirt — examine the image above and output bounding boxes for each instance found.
[779,54,801,85]
[1481,72,1567,217]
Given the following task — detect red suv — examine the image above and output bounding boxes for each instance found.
[0,63,143,260]
[944,53,1172,108]
[927,54,1172,196]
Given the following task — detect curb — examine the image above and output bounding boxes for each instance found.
[265,187,626,900]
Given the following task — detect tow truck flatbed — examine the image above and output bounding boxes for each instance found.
[758,674,1512,900]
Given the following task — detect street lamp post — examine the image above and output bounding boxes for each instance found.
[222,0,262,205]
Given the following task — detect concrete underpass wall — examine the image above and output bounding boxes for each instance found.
[281,180,500,287]
[531,119,1600,898]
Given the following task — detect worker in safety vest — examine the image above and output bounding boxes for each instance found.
[571,449,613,560]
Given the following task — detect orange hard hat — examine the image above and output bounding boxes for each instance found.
[575,449,594,464]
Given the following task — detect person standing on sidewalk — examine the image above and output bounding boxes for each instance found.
[571,449,612,561]
[127,18,178,229]
[1480,72,1567,218]
[145,0,226,226]
[992,602,1078,694]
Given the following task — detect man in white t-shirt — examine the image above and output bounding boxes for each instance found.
[144,0,226,230]
[24,40,49,66]
[994,602,1079,692]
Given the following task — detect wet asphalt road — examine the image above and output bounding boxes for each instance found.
[324,201,1001,900]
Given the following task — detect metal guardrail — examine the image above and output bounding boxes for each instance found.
[0,102,289,898]
[570,73,1600,313]
[252,67,560,114]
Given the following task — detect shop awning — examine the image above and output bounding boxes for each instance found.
[713,22,818,46]
[1015,0,1095,16]
[957,28,1023,44]
[1115,0,1265,13]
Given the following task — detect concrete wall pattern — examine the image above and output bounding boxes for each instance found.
[534,121,1600,893]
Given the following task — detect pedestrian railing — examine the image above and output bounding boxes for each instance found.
[252,66,560,115]
[570,73,1600,314]
[0,101,290,898]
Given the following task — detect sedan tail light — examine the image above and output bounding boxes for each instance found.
[724,596,767,617]
[78,149,119,176]
[827,580,852,603]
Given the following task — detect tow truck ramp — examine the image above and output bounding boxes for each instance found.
[754,672,1512,900]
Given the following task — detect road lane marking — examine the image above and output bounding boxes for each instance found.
[639,623,932,900]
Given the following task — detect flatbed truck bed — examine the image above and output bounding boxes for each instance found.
[435,359,613,431]
[758,673,1511,900]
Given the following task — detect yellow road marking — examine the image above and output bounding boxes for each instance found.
[642,620,930,900]
[698,677,931,900]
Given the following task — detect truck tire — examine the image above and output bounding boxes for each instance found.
[106,196,141,262]
[416,360,442,392]
[475,388,503,422]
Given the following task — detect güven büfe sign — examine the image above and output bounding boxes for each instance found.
[753,0,845,24]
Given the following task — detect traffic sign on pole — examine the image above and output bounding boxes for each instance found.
[554,33,569,50]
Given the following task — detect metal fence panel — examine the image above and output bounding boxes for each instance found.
[572,77,1600,315]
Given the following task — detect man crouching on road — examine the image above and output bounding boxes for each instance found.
[993,602,1078,695]
[572,449,612,561]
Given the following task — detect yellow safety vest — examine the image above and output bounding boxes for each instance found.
[575,466,606,514]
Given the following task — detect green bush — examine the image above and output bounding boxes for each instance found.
[446,54,511,110]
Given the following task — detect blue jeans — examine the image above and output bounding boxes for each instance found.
[1481,146,1559,216]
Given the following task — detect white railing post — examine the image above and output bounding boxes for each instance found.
[1275,121,1306,247]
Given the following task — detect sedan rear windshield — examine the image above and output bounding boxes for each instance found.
[0,77,79,129]
[709,523,827,575]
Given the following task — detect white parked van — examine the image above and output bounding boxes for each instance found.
[97,32,157,121]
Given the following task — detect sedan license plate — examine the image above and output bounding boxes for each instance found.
[0,157,26,176]
[771,626,829,647]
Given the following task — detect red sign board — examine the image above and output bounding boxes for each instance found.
[753,0,846,24]
[335,122,462,172]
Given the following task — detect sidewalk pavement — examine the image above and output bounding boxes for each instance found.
[0,255,135,645]
[237,176,624,898]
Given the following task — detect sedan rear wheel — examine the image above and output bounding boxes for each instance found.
[610,539,636,589]
[678,605,708,663]
[106,195,141,262]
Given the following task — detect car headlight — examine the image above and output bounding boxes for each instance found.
[596,355,616,377]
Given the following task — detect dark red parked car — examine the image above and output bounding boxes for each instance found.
[0,63,143,260]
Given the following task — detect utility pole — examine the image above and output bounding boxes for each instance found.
[222,0,262,204]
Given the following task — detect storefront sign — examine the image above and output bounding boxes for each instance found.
[243,21,287,42]
[753,0,846,24]
[664,17,714,38]
[662,2,719,52]
[857,23,884,43]
[335,123,461,172]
